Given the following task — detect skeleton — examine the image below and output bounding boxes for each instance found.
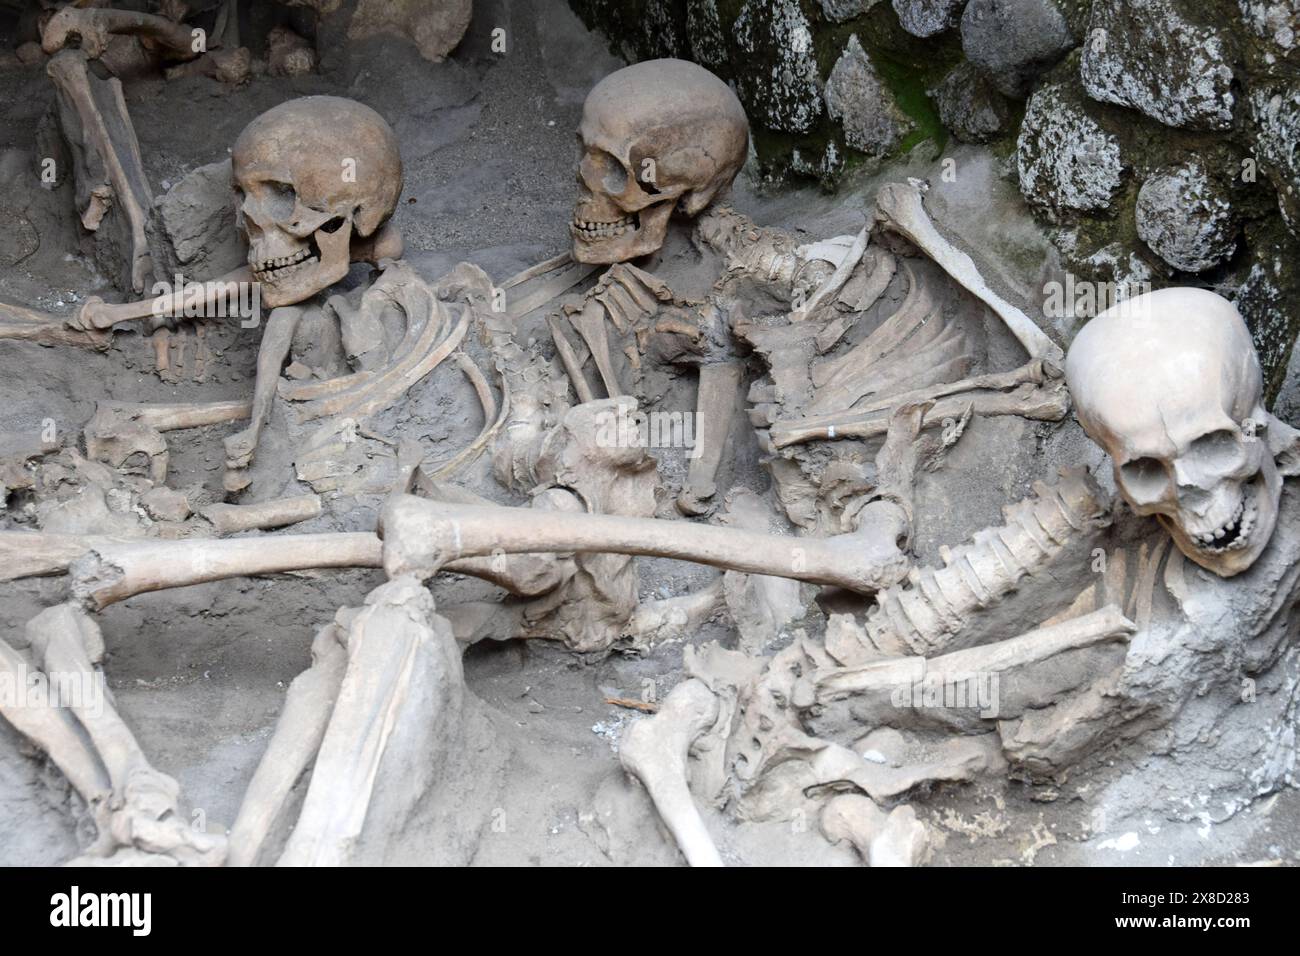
[5,47,1299,869]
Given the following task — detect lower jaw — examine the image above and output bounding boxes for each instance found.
[572,229,645,263]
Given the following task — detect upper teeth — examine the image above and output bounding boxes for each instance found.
[1190,491,1257,553]
[253,248,315,274]
[572,216,634,241]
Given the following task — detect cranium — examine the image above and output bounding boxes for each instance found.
[232,96,403,308]
[571,59,748,264]
[1065,288,1280,576]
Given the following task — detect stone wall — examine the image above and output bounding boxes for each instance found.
[566,0,1300,409]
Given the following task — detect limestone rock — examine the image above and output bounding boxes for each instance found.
[929,61,1009,143]
[1080,0,1235,131]
[685,0,729,71]
[1248,84,1300,237]
[821,0,886,22]
[960,0,1074,98]
[1016,83,1125,216]
[733,0,824,134]
[824,35,915,157]
[894,0,966,38]
[146,159,246,283]
[1237,0,1299,56]
[1135,160,1237,272]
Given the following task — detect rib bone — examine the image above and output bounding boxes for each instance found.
[873,181,1063,365]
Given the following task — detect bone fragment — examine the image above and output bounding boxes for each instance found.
[821,795,931,866]
[795,227,868,322]
[678,361,742,515]
[42,6,200,60]
[507,258,596,318]
[567,299,624,397]
[201,494,323,534]
[619,679,724,867]
[547,312,597,404]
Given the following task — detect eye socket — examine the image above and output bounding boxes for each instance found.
[588,150,628,195]
[1119,457,1170,501]
[262,181,297,220]
[1186,429,1243,472]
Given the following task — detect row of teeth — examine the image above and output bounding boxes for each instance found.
[252,248,315,274]
[1191,494,1256,553]
[572,216,634,240]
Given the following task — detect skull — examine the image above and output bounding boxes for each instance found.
[1065,288,1280,576]
[571,59,748,264]
[232,96,402,308]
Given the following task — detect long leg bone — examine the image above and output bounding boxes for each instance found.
[70,533,384,609]
[0,300,109,348]
[619,679,724,867]
[227,620,348,866]
[0,637,112,817]
[46,50,155,293]
[25,604,224,864]
[873,181,1063,365]
[3,524,559,602]
[380,495,912,594]
[277,577,473,866]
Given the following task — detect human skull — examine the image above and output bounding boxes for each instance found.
[1065,288,1280,576]
[571,59,748,264]
[232,96,402,307]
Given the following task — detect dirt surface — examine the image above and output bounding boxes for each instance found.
[0,0,1296,867]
